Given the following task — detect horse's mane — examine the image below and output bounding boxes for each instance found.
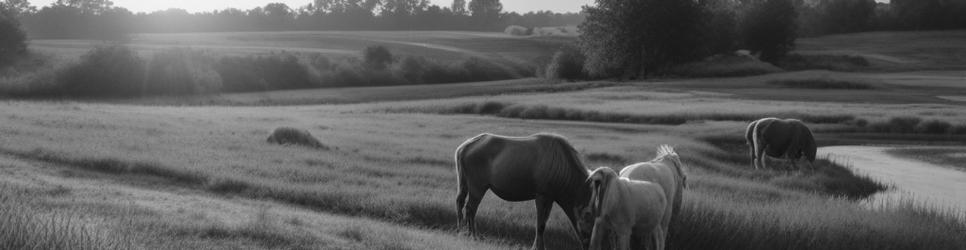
[535,133,590,174]
[653,145,687,187]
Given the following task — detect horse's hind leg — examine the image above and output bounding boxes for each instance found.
[749,144,758,169]
[464,190,486,237]
[758,148,769,170]
[456,182,468,229]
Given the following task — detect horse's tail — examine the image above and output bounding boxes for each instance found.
[751,120,763,169]
[454,133,486,226]
[801,125,817,163]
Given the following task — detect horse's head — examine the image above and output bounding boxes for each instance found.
[574,167,617,248]
[586,167,619,216]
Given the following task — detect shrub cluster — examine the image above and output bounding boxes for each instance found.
[6,45,524,98]
[862,116,966,135]
[544,48,586,81]
[145,48,222,95]
[56,46,145,98]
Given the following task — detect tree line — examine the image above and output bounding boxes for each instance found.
[572,0,966,80]
[3,0,583,39]
[798,0,966,36]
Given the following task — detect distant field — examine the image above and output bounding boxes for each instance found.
[795,30,966,71]
[29,31,576,66]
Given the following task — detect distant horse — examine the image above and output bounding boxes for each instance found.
[619,145,687,249]
[455,133,591,250]
[746,118,817,170]
[583,167,667,250]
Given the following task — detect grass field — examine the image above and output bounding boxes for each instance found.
[794,30,966,71]
[2,30,966,249]
[29,31,575,69]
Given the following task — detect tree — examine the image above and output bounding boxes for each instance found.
[739,0,797,62]
[816,0,876,34]
[468,0,501,27]
[580,0,705,78]
[3,0,35,14]
[56,0,113,14]
[451,0,466,15]
[0,1,28,62]
[381,0,429,16]
[263,3,293,17]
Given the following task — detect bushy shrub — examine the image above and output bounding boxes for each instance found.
[56,45,145,97]
[887,116,922,133]
[215,52,315,92]
[144,48,222,95]
[914,119,952,134]
[544,49,585,80]
[950,125,966,135]
[0,6,27,65]
[363,45,394,70]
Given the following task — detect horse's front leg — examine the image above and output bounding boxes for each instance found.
[589,219,608,250]
[613,228,632,250]
[532,196,553,250]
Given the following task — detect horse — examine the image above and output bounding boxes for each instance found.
[582,167,667,250]
[455,133,592,250]
[618,145,687,249]
[746,118,817,170]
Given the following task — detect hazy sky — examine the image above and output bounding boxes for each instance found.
[29,0,593,14]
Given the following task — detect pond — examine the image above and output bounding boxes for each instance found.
[819,146,966,214]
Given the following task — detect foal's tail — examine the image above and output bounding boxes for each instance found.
[454,133,485,227]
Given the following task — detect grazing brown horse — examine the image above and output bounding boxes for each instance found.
[746,118,817,170]
[455,133,591,250]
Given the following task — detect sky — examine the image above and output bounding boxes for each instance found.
[29,0,594,14]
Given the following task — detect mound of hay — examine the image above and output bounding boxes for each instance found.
[266,127,327,149]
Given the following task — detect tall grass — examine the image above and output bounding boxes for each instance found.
[0,187,136,250]
[672,192,966,250]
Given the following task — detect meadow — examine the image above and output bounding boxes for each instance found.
[1,30,965,249]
